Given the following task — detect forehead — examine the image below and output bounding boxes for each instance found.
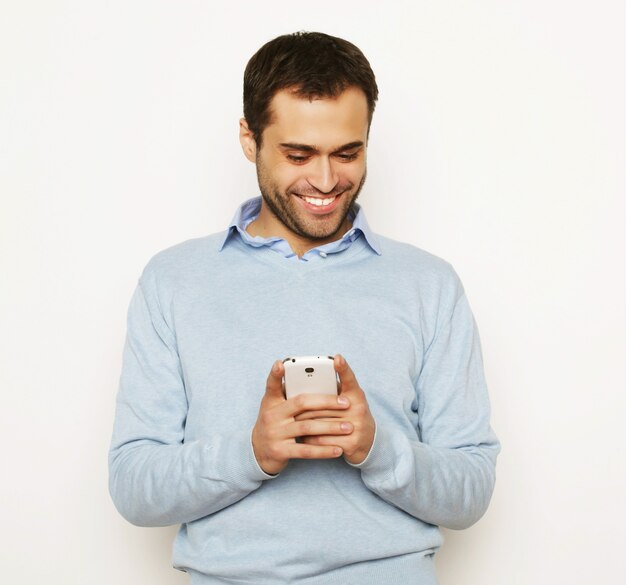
[263,86,369,148]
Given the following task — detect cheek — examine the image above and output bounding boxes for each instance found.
[272,163,303,185]
[351,165,366,180]
[343,163,366,186]
[284,172,312,193]
[261,165,299,194]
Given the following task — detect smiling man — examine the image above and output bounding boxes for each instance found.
[241,86,368,253]
[109,32,500,584]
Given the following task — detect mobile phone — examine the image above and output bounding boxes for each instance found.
[283,355,338,399]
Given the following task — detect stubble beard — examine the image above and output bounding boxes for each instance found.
[255,158,367,242]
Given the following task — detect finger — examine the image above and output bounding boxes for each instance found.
[284,442,343,460]
[264,360,286,401]
[272,419,354,441]
[295,410,349,421]
[334,354,361,394]
[300,435,324,446]
[301,435,347,447]
[281,419,353,441]
[280,393,350,418]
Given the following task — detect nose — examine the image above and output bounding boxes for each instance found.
[306,156,339,194]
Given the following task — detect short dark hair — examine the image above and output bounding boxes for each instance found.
[243,31,379,147]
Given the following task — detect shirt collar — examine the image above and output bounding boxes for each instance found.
[218,196,382,256]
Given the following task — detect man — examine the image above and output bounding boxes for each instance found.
[109,31,500,584]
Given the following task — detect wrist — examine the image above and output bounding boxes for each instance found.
[344,447,370,465]
[344,420,376,465]
[251,427,284,476]
[345,421,378,469]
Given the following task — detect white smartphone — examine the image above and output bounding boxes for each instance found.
[283,355,338,399]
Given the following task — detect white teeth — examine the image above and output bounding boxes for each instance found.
[302,196,336,206]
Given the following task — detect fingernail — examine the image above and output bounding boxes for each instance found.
[341,422,351,432]
[337,396,349,406]
[334,447,343,456]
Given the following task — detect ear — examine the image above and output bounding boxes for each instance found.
[239,118,257,163]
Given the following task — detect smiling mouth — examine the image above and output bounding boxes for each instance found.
[296,194,338,207]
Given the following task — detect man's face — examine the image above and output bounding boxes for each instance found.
[242,87,369,244]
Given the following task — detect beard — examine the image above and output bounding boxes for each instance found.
[255,157,367,242]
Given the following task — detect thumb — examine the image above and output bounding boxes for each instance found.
[334,354,360,394]
[264,360,286,401]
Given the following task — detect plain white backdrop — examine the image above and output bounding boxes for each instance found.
[1,1,624,583]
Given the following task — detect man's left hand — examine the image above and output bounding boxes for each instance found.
[295,354,376,465]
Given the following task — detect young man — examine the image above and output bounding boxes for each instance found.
[109,32,500,584]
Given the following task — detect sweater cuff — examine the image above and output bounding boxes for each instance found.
[349,423,433,485]
[198,429,278,485]
[346,423,407,480]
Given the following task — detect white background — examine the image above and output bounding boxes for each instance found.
[1,1,624,583]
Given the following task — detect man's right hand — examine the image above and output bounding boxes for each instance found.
[251,360,353,475]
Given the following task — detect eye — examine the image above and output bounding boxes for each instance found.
[336,152,359,161]
[286,154,310,163]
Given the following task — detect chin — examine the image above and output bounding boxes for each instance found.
[297,216,349,241]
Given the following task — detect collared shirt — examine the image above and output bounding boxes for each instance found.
[218,196,382,262]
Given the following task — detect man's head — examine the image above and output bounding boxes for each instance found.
[239,32,378,253]
[242,31,378,149]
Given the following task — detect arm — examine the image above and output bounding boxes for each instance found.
[109,274,355,527]
[108,278,273,527]
[299,292,500,530]
[352,292,500,530]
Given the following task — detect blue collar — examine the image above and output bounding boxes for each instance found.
[218,196,382,260]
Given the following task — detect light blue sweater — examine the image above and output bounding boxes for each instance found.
[109,227,500,584]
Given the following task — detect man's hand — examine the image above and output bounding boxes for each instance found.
[297,355,376,465]
[251,360,353,475]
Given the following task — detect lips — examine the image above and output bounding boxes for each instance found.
[293,192,344,214]
[300,195,336,207]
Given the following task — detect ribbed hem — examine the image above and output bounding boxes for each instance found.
[186,551,438,584]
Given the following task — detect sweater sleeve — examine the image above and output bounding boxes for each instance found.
[108,275,274,528]
[350,289,501,530]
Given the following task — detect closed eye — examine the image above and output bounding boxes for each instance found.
[286,154,310,163]
[285,151,361,164]
[336,152,359,161]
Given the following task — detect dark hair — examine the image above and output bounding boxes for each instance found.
[243,31,379,147]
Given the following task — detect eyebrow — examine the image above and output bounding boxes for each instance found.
[278,141,364,153]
